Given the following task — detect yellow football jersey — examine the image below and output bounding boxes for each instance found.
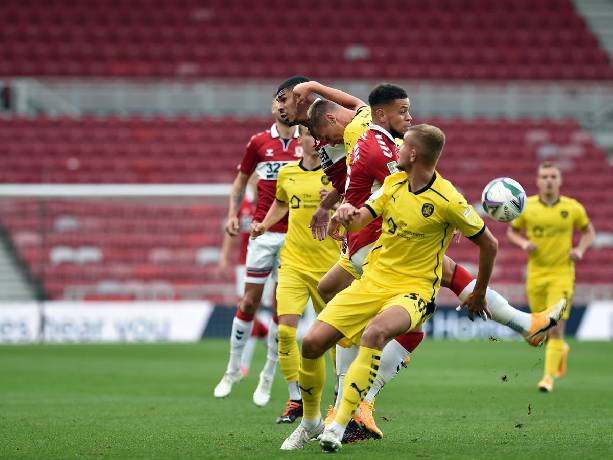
[511,195,590,276]
[344,105,372,156]
[363,171,485,300]
[275,160,341,272]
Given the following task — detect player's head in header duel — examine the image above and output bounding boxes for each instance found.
[275,75,311,126]
[398,124,446,173]
[368,83,412,139]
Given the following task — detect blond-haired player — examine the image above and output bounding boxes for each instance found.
[507,162,595,392]
[251,126,340,423]
[282,124,499,451]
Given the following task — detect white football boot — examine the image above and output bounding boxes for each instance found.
[280,421,324,450]
[318,424,343,453]
[252,371,274,406]
[213,371,242,398]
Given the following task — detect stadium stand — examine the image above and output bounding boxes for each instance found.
[0,117,611,301]
[0,0,611,80]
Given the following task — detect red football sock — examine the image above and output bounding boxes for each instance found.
[449,264,474,297]
[236,308,255,322]
[394,331,425,353]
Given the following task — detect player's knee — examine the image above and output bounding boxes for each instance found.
[361,325,388,350]
[239,294,260,315]
[301,334,325,359]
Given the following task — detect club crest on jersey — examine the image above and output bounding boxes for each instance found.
[421,203,435,217]
[560,210,568,219]
[387,161,398,174]
[321,175,330,185]
[265,148,274,157]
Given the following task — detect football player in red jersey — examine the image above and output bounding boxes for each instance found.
[214,96,302,407]
[217,182,271,378]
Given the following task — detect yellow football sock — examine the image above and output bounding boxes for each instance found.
[329,345,337,375]
[277,324,300,384]
[336,346,381,427]
[299,355,326,421]
[545,338,565,377]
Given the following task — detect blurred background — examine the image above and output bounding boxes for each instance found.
[0,0,612,343]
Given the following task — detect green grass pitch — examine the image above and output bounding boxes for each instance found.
[1,339,612,459]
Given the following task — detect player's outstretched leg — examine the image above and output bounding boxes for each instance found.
[450,262,565,346]
[524,299,566,347]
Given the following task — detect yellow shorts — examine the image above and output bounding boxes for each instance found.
[337,242,378,280]
[338,251,361,280]
[526,273,574,321]
[317,276,436,346]
[276,266,327,317]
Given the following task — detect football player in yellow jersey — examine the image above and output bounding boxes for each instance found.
[281,124,496,452]
[507,162,595,392]
[251,126,341,424]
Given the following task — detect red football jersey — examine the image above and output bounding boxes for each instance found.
[237,124,301,233]
[315,141,347,196]
[345,125,399,257]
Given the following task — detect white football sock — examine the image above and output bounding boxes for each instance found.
[288,381,301,401]
[227,316,254,374]
[261,320,278,378]
[301,416,322,430]
[459,280,531,333]
[240,336,257,373]
[334,344,358,410]
[364,339,410,403]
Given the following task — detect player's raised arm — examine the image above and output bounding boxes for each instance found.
[293,81,365,111]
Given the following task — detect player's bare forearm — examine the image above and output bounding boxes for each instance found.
[307,82,365,111]
[577,223,596,255]
[506,226,531,250]
[470,228,498,296]
[260,200,289,231]
[227,172,249,218]
[320,188,341,210]
[341,207,375,232]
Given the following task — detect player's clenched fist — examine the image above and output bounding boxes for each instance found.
[250,221,267,239]
[334,203,360,227]
[225,216,240,236]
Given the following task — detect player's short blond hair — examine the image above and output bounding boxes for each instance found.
[538,161,562,176]
[407,124,446,165]
[307,99,338,137]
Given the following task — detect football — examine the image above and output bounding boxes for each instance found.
[481,177,527,222]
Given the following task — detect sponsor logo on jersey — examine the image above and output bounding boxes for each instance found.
[290,195,301,209]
